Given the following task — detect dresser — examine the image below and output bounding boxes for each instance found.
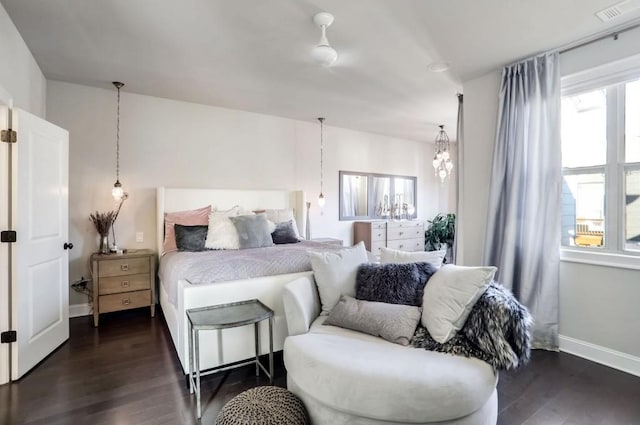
[353,221,425,257]
[91,249,155,327]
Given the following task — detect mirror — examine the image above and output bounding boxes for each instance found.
[339,171,417,220]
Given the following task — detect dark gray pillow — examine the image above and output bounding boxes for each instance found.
[356,262,437,307]
[229,214,274,249]
[324,295,422,345]
[271,220,299,244]
[174,224,208,251]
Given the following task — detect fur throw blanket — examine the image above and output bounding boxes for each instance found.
[412,282,532,371]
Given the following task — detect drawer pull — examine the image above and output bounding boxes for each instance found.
[377,233,382,237]
[398,244,403,249]
[399,231,403,236]
[120,264,129,271]
[122,298,131,305]
[122,280,130,288]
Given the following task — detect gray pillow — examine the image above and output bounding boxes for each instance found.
[271,220,299,244]
[356,262,437,307]
[324,295,422,346]
[229,214,274,249]
[174,224,208,251]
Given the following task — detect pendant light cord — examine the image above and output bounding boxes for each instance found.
[319,117,324,195]
[116,84,121,182]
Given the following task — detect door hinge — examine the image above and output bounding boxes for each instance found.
[1,129,17,143]
[1,331,17,343]
[1,230,17,243]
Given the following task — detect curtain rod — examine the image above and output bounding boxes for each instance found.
[559,21,640,55]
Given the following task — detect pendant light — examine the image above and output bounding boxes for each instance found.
[112,81,125,200]
[432,125,453,183]
[317,117,326,208]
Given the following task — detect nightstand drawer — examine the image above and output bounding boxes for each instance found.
[387,237,424,252]
[98,257,150,277]
[371,241,385,257]
[99,290,151,313]
[98,273,150,295]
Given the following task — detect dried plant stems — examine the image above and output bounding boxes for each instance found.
[89,211,116,237]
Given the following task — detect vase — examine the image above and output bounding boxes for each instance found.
[99,234,109,254]
[305,202,311,240]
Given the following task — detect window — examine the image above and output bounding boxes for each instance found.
[561,76,640,253]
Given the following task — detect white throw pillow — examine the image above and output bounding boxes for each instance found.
[308,241,369,315]
[380,247,447,268]
[204,206,241,250]
[421,264,497,343]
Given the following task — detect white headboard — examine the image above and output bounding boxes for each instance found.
[156,187,306,256]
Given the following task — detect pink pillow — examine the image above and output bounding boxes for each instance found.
[163,205,211,254]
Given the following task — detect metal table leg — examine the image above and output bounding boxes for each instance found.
[195,329,201,419]
[254,322,259,377]
[269,316,274,384]
[188,323,194,394]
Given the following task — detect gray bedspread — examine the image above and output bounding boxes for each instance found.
[159,241,344,305]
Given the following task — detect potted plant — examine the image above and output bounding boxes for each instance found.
[425,213,455,262]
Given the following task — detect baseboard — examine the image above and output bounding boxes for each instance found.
[559,335,640,377]
[69,303,91,318]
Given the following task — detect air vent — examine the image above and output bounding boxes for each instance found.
[596,0,640,22]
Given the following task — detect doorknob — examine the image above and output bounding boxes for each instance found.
[64,242,74,250]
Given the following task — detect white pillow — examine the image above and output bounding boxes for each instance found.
[421,264,497,343]
[264,209,301,239]
[380,247,447,268]
[308,241,369,315]
[204,206,241,250]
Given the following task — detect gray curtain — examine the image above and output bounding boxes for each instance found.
[453,93,463,265]
[483,53,561,350]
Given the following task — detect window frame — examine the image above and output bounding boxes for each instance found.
[561,57,640,265]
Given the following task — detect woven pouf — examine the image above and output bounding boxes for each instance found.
[216,386,309,425]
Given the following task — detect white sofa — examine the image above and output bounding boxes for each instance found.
[282,275,498,425]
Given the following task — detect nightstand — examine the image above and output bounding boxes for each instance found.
[311,238,343,246]
[91,249,155,327]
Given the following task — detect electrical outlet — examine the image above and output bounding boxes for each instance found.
[136,231,144,243]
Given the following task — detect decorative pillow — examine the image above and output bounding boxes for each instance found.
[380,247,447,268]
[204,206,241,250]
[356,262,437,307]
[308,241,369,315]
[324,295,422,346]
[263,208,301,239]
[271,220,299,244]
[162,205,211,255]
[174,224,208,252]
[421,264,497,344]
[229,214,275,249]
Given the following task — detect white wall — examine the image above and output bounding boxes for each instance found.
[460,27,640,367]
[0,2,47,386]
[0,4,46,117]
[46,80,449,305]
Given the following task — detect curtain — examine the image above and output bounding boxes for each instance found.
[453,93,463,265]
[483,53,561,350]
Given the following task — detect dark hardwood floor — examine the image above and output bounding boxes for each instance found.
[1,309,639,425]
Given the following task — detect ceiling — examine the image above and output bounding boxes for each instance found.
[3,0,640,142]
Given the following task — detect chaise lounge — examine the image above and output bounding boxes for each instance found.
[282,274,499,425]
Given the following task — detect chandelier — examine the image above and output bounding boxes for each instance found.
[432,125,453,183]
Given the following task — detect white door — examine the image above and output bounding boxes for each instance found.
[0,90,10,385]
[10,108,69,380]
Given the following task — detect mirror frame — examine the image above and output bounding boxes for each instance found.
[339,170,417,221]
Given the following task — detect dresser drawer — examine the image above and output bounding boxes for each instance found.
[371,228,386,242]
[98,273,150,295]
[387,237,424,252]
[99,290,151,313]
[98,257,150,277]
[387,226,423,241]
[369,222,386,230]
[371,241,386,257]
[387,221,423,230]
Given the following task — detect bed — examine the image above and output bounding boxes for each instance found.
[157,187,337,374]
